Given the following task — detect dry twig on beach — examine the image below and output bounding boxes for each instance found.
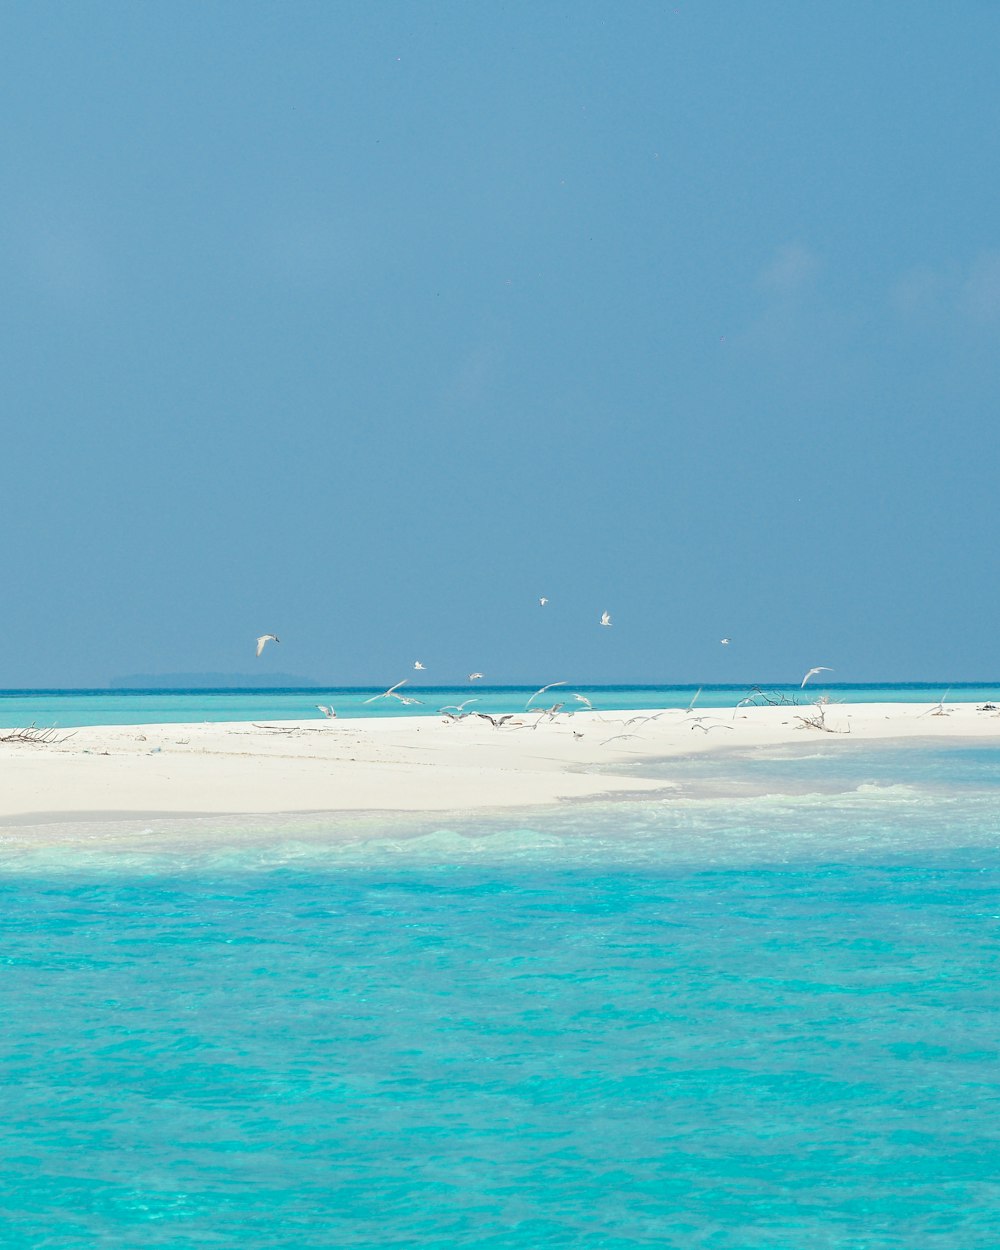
[794,698,850,734]
[738,685,801,708]
[0,723,75,745]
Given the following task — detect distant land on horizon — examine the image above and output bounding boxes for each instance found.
[109,673,325,689]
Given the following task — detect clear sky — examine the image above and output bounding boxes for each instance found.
[2,2,999,687]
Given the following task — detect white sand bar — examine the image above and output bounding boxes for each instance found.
[1,702,998,823]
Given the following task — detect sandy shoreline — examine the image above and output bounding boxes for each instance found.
[1,701,997,827]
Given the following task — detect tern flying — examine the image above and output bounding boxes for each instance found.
[625,711,667,727]
[539,597,549,606]
[525,680,567,710]
[600,611,612,627]
[315,705,336,718]
[801,667,833,688]
[439,699,479,716]
[720,638,731,646]
[413,661,425,670]
[468,672,484,681]
[363,680,409,704]
[255,634,279,657]
[475,712,516,727]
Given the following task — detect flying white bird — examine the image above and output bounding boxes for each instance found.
[600,611,612,627]
[315,705,337,718]
[525,680,567,710]
[539,597,549,606]
[572,693,594,710]
[439,699,479,716]
[601,732,643,747]
[255,634,279,657]
[625,710,668,727]
[468,672,484,681]
[536,702,565,723]
[720,638,731,646]
[413,661,425,670]
[801,667,833,688]
[689,718,734,733]
[475,712,517,727]
[364,680,409,704]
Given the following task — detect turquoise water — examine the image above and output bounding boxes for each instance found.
[1,682,999,728]
[1,744,999,1247]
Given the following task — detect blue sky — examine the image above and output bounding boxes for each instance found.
[2,2,999,686]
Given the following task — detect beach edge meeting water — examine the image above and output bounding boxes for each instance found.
[2,687,999,827]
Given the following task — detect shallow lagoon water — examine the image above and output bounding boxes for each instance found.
[1,742,998,1248]
[2,681,999,728]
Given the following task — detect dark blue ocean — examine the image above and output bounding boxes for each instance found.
[1,697,998,1247]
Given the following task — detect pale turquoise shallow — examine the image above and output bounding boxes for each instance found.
[1,741,998,1247]
[2,681,999,728]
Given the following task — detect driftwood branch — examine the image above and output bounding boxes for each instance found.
[794,697,850,734]
[0,723,75,745]
[736,685,801,709]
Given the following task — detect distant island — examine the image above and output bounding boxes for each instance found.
[109,672,325,689]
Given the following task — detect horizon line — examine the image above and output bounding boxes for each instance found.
[2,680,997,696]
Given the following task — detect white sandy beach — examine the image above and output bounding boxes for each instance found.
[1,701,997,825]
